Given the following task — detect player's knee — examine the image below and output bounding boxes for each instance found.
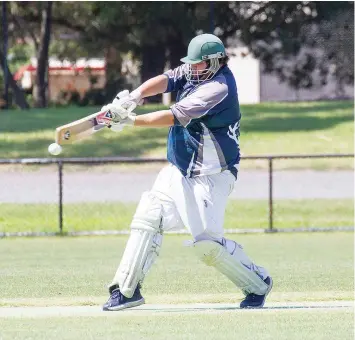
[194,233,235,255]
[131,191,163,232]
[194,231,222,244]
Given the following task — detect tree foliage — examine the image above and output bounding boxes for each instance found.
[213,1,354,91]
[50,2,355,93]
[1,1,353,108]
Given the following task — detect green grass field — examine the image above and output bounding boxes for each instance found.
[1,233,353,301]
[0,199,353,233]
[0,311,353,340]
[0,101,353,339]
[0,101,353,169]
[0,233,353,339]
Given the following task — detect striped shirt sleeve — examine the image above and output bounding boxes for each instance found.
[171,78,228,127]
[163,64,188,93]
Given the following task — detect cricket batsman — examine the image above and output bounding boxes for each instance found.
[99,33,273,310]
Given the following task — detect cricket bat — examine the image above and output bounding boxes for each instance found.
[54,90,136,145]
[55,110,113,145]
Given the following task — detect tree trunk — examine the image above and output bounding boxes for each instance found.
[0,49,30,109]
[104,46,125,102]
[140,44,166,103]
[34,2,52,108]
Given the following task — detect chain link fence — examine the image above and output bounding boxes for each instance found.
[0,154,353,237]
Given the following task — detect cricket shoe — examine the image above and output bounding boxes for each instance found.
[102,284,145,311]
[240,276,273,309]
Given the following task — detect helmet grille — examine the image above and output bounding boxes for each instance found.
[184,57,221,85]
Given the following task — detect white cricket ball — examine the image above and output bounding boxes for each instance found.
[48,143,62,156]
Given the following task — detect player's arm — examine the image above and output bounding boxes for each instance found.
[99,108,174,131]
[132,75,168,100]
[121,64,185,104]
[132,65,186,101]
[100,65,187,129]
[104,77,227,131]
[103,65,185,120]
[134,109,174,127]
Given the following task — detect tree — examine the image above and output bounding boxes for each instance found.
[5,2,54,108]
[303,10,354,95]
[34,1,52,108]
[7,2,93,107]
[0,48,30,109]
[0,2,30,109]
[8,1,352,103]
[212,1,354,91]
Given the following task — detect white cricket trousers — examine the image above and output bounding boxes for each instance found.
[151,164,269,280]
[151,164,235,240]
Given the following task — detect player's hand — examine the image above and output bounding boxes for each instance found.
[115,89,144,107]
[100,94,132,123]
[98,103,130,125]
[110,89,143,114]
[99,89,142,123]
[96,101,136,131]
[109,113,136,132]
[112,91,137,113]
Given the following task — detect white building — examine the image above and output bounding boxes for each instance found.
[227,48,354,104]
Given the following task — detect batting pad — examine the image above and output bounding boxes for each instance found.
[193,240,268,295]
[113,192,163,298]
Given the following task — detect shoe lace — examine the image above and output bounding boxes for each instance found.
[107,288,124,306]
[111,289,121,299]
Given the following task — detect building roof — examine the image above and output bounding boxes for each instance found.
[14,58,106,81]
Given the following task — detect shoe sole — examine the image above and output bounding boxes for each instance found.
[103,298,145,311]
[241,277,273,309]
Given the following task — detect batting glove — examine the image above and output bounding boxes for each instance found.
[111,89,143,113]
[108,113,136,132]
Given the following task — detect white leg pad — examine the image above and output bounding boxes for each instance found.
[193,240,268,295]
[112,192,163,298]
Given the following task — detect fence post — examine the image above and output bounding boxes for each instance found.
[268,157,273,231]
[58,160,63,233]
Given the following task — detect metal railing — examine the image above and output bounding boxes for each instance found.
[0,153,353,235]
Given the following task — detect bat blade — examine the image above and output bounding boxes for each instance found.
[55,111,107,145]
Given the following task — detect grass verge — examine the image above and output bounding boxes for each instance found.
[0,199,353,233]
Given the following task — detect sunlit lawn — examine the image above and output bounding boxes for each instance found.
[0,311,353,340]
[0,232,353,340]
[0,199,353,234]
[0,101,353,169]
[0,233,353,302]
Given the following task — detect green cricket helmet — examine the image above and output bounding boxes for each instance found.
[181,33,226,84]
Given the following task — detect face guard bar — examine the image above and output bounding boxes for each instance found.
[184,52,225,85]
